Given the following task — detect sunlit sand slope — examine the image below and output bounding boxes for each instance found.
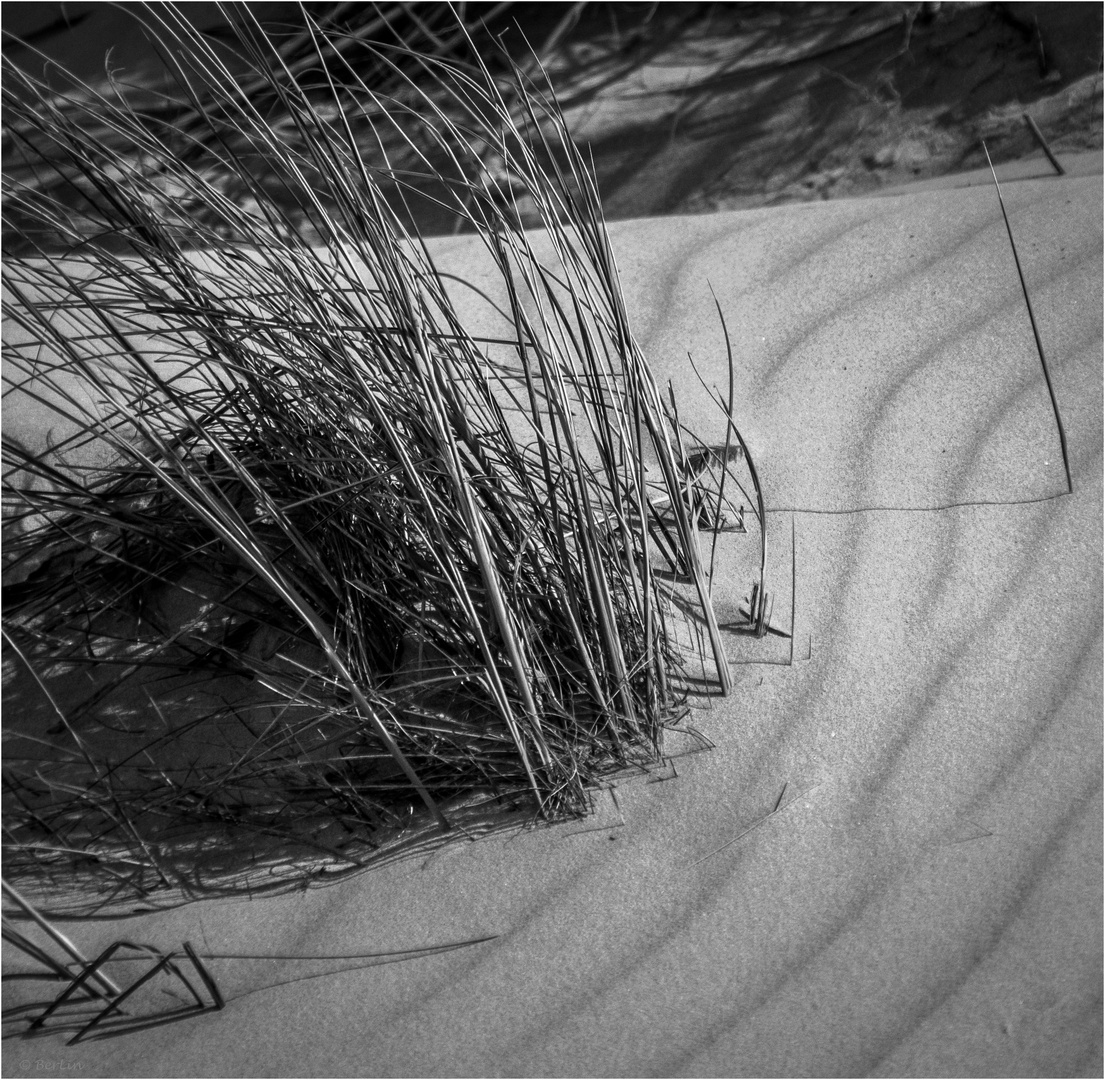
[3,174,1100,1078]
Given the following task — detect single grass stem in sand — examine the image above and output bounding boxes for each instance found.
[982,140,1072,495]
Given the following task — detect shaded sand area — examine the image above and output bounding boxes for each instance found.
[544,1,1103,217]
[3,165,1100,1074]
[2,3,1102,232]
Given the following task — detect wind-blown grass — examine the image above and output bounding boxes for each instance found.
[1,3,757,906]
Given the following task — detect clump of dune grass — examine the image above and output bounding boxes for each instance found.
[1,3,756,907]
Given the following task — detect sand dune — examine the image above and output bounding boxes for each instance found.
[2,172,1101,1077]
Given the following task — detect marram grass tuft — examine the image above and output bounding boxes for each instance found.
[1,4,759,908]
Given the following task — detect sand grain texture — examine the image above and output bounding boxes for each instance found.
[2,174,1101,1078]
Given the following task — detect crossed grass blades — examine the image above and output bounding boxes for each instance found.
[1,3,762,908]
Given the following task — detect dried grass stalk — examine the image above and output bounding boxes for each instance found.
[2,3,749,907]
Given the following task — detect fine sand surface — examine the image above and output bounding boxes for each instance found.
[2,170,1101,1076]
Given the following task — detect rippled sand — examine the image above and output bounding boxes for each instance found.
[3,172,1100,1078]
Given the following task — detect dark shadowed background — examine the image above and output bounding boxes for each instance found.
[3,1,1101,228]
